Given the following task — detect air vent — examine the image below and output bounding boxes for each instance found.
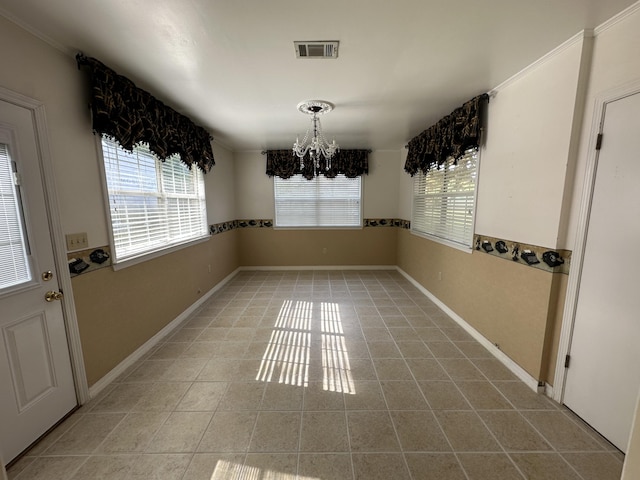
[294,41,339,59]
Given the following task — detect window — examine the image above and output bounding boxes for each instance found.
[411,148,478,249]
[274,174,362,228]
[0,141,32,290]
[100,137,207,263]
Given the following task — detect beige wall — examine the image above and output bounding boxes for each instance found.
[73,231,239,385]
[239,228,397,267]
[395,33,587,383]
[397,230,560,380]
[4,4,640,475]
[233,148,402,268]
[0,15,240,390]
[70,136,239,386]
[543,272,568,384]
[233,149,402,269]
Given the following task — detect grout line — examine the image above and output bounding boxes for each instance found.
[11,269,624,480]
[414,330,480,480]
[362,292,420,480]
[391,286,531,479]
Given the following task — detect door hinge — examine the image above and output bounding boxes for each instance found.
[565,354,571,368]
[595,133,603,150]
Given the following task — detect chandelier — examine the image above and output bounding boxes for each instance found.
[292,100,339,171]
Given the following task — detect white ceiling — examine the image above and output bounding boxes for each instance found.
[0,0,636,152]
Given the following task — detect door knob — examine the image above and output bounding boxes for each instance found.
[45,291,63,302]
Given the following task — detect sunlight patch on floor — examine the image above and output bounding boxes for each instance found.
[256,300,311,386]
[321,302,355,394]
[256,300,355,394]
[211,460,318,480]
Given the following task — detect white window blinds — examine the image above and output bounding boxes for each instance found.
[0,142,32,290]
[274,174,362,227]
[412,149,478,248]
[101,138,207,262]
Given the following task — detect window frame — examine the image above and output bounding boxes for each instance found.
[96,137,209,269]
[410,148,480,252]
[0,130,37,296]
[273,174,363,229]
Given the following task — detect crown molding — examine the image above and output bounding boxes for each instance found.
[488,30,593,96]
[594,0,640,35]
[211,137,235,152]
[0,7,71,56]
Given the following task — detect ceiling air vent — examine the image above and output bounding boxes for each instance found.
[294,41,339,59]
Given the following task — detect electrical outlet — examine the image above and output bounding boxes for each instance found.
[65,232,88,251]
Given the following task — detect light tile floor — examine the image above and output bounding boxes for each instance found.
[8,270,625,480]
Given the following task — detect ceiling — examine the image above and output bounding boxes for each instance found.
[0,0,636,152]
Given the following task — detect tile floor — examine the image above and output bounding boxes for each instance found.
[8,270,625,480]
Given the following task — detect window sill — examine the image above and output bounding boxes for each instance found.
[111,235,210,271]
[273,225,363,230]
[409,229,473,254]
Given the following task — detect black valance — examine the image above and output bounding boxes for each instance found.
[404,93,489,176]
[76,54,215,173]
[266,150,369,180]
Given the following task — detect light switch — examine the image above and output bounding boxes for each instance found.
[65,232,88,251]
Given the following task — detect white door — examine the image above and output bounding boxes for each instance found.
[0,99,76,464]
[563,92,640,452]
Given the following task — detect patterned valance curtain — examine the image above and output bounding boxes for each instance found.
[76,54,215,173]
[266,149,369,180]
[404,93,489,176]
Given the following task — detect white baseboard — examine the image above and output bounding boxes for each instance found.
[88,267,241,399]
[88,264,545,399]
[544,382,555,399]
[239,265,397,271]
[396,267,541,393]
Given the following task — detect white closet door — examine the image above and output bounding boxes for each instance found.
[563,92,640,452]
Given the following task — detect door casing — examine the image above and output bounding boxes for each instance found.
[553,80,640,420]
[0,86,89,475]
